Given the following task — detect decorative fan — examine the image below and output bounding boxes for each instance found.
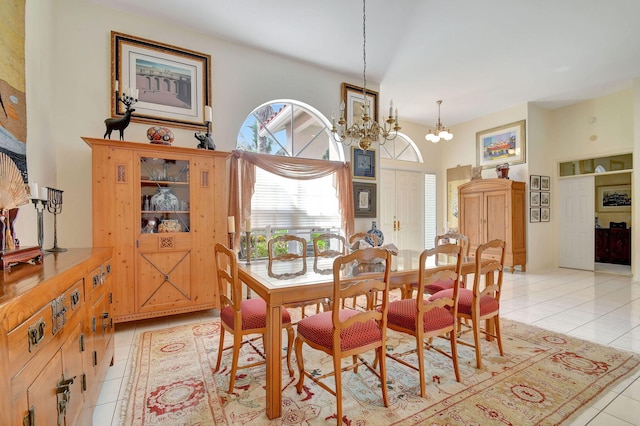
[0,153,29,210]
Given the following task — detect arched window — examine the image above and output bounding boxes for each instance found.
[380,132,423,163]
[234,100,348,258]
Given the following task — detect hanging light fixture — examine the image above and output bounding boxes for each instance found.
[331,0,400,151]
[425,100,453,143]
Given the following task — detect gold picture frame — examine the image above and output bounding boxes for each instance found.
[476,120,526,169]
[111,31,212,130]
[341,82,378,127]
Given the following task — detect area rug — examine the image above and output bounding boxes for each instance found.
[120,318,640,425]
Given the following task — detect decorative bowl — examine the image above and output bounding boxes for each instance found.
[147,126,174,145]
[158,219,181,233]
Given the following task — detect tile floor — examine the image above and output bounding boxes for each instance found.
[93,266,640,425]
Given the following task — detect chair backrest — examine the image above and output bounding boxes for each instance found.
[435,231,470,256]
[313,233,346,257]
[214,243,241,312]
[472,239,506,300]
[268,234,307,261]
[417,244,462,314]
[348,232,379,247]
[331,247,391,350]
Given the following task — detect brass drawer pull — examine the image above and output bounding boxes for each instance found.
[27,318,46,352]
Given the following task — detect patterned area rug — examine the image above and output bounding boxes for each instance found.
[120,318,640,425]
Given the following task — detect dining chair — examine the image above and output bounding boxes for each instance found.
[294,247,392,424]
[268,234,321,318]
[384,243,462,397]
[348,232,379,248]
[313,233,346,258]
[213,243,295,393]
[429,238,506,369]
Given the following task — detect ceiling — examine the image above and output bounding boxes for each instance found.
[92,0,640,128]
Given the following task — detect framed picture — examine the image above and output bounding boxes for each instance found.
[341,82,379,127]
[540,191,550,207]
[541,207,550,222]
[446,165,472,230]
[352,147,376,179]
[540,176,550,191]
[353,182,377,218]
[597,185,631,211]
[530,175,540,190]
[111,31,212,130]
[530,191,540,207]
[476,119,526,169]
[530,208,540,223]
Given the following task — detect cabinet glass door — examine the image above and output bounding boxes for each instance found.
[140,157,190,233]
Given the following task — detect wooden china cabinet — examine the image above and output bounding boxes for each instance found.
[458,178,527,272]
[83,137,229,322]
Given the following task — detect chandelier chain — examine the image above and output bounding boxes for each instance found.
[362,0,367,96]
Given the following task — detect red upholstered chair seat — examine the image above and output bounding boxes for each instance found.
[296,309,382,351]
[220,298,292,330]
[383,299,455,332]
[429,288,499,317]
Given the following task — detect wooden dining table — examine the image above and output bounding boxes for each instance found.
[237,250,485,419]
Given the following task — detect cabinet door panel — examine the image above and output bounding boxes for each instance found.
[61,322,84,426]
[459,192,483,252]
[485,191,507,243]
[136,249,193,311]
[25,352,62,426]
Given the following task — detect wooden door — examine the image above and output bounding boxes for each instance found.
[559,176,594,270]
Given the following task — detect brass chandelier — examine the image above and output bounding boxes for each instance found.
[425,100,453,143]
[331,0,400,151]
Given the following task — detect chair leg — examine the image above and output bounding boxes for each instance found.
[494,316,504,356]
[215,326,226,372]
[228,332,243,393]
[378,346,389,408]
[449,330,461,382]
[472,316,482,369]
[333,356,343,425]
[417,333,427,397]
[286,326,294,377]
[294,337,305,394]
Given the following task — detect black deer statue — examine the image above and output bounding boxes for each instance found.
[104,108,135,140]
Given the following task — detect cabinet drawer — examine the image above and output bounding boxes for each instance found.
[7,280,84,369]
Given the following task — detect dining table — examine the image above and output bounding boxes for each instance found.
[237,249,488,419]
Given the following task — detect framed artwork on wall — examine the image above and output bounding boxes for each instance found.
[476,120,526,169]
[530,208,540,223]
[530,175,540,190]
[530,191,540,207]
[352,147,376,179]
[597,185,631,211]
[111,31,212,130]
[540,176,550,191]
[446,165,472,231]
[341,82,379,127]
[353,182,377,218]
[540,191,550,207]
[541,207,550,222]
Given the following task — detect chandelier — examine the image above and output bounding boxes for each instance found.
[331,0,400,151]
[425,100,453,143]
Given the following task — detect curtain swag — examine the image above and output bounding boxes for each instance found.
[228,150,355,251]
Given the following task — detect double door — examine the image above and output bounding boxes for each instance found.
[380,169,424,251]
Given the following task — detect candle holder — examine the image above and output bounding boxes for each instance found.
[245,231,251,265]
[45,188,67,252]
[31,198,46,248]
[228,232,235,251]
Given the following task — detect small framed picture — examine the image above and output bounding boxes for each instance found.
[530,191,541,207]
[353,182,376,218]
[540,191,550,207]
[530,208,541,223]
[352,147,376,179]
[540,176,550,191]
[530,175,541,190]
[541,207,550,222]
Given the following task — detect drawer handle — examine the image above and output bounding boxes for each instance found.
[28,318,46,352]
[93,274,101,287]
[70,290,80,309]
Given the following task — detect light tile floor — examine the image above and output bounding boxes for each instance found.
[94,267,640,425]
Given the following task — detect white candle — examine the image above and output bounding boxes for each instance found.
[205,105,213,123]
[115,80,119,92]
[245,218,251,231]
[227,216,236,233]
[29,182,38,199]
[40,186,48,201]
[135,89,139,99]
[389,99,393,117]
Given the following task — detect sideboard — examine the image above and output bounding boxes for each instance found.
[0,248,113,425]
[595,227,631,265]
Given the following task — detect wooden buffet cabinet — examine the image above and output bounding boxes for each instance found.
[83,137,229,323]
[458,178,527,271]
[595,227,631,265]
[0,248,113,426]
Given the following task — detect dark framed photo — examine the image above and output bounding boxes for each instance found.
[540,191,550,207]
[541,207,550,222]
[352,147,376,179]
[530,191,540,207]
[353,182,376,218]
[111,31,212,130]
[530,208,541,223]
[530,175,541,190]
[540,176,550,191]
[341,82,379,127]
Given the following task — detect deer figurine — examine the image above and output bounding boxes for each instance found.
[104,108,135,140]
